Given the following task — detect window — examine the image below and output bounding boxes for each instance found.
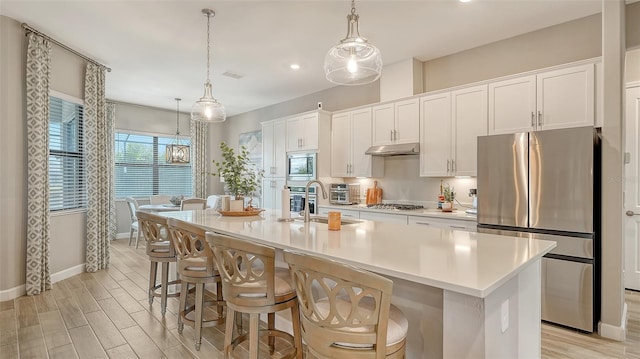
[115,132,192,198]
[49,96,86,211]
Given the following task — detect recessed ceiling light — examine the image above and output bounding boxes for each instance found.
[460,0,472,2]
[290,64,300,70]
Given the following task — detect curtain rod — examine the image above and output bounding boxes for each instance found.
[21,23,112,72]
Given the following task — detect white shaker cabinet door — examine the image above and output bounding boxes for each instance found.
[452,84,488,177]
[359,211,408,224]
[331,112,351,177]
[262,121,276,177]
[488,75,536,135]
[273,120,287,177]
[394,98,420,144]
[350,108,376,177]
[371,103,395,146]
[262,178,285,210]
[420,92,452,177]
[286,116,304,152]
[536,63,594,131]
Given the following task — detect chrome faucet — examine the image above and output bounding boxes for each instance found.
[304,180,327,223]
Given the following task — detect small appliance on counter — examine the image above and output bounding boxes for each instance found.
[329,183,361,205]
[465,189,477,215]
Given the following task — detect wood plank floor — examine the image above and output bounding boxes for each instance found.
[1,238,638,358]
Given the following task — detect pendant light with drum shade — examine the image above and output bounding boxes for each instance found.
[191,9,226,123]
[166,98,191,164]
[324,0,382,85]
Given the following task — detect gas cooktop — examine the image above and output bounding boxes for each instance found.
[366,203,424,210]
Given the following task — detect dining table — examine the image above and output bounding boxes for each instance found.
[138,204,181,212]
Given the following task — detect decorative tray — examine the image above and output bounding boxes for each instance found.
[218,209,265,217]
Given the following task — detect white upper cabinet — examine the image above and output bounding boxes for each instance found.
[420,92,451,177]
[536,64,594,131]
[287,112,319,152]
[331,112,351,177]
[420,85,488,177]
[331,108,383,178]
[488,75,537,134]
[371,98,419,146]
[451,85,488,176]
[488,63,595,134]
[262,119,286,178]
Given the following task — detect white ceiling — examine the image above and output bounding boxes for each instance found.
[1,0,607,116]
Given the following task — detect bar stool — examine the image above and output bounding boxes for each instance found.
[167,218,225,350]
[284,251,408,359]
[207,232,303,359]
[136,211,180,316]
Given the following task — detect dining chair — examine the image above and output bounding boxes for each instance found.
[167,218,225,350]
[125,197,142,248]
[136,210,180,316]
[181,198,207,210]
[208,232,303,359]
[284,251,408,359]
[149,194,172,205]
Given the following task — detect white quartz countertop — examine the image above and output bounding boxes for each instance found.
[319,204,478,222]
[161,209,555,298]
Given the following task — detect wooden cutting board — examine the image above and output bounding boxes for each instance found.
[366,181,383,205]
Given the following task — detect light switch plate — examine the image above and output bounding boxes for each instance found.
[501,300,509,333]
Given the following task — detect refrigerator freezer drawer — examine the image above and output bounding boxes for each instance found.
[541,257,594,332]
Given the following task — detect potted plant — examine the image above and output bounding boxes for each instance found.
[442,184,455,212]
[211,142,264,210]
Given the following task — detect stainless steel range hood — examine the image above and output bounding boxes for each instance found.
[365,143,420,156]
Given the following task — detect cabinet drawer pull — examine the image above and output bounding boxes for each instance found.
[415,222,431,226]
[447,160,450,173]
[390,130,393,141]
[343,214,355,218]
[450,225,466,229]
[452,160,455,173]
[393,129,397,141]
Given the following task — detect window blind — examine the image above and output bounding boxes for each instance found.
[49,96,86,211]
[115,132,193,199]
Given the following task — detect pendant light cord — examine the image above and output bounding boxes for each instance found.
[175,98,181,136]
[206,12,211,83]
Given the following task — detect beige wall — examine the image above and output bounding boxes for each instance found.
[0,15,88,293]
[423,14,602,92]
[0,16,28,292]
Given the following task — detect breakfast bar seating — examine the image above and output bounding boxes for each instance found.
[168,218,226,350]
[284,251,408,358]
[208,232,303,359]
[136,210,180,316]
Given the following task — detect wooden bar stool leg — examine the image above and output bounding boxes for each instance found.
[249,313,260,359]
[216,281,224,318]
[178,282,189,333]
[149,261,158,305]
[268,312,275,353]
[195,283,204,350]
[224,307,236,358]
[291,304,303,359]
[161,262,169,316]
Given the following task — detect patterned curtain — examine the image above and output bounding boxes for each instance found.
[25,33,52,295]
[191,120,208,198]
[84,63,114,272]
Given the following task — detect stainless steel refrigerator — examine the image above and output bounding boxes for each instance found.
[477,126,600,332]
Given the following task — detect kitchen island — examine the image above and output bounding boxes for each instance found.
[161,209,556,359]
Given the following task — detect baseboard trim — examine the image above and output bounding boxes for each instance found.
[51,263,86,283]
[598,302,628,341]
[0,263,86,301]
[115,232,131,240]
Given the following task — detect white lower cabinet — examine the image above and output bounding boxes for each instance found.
[261,178,286,210]
[317,208,360,219]
[407,216,477,232]
[359,211,408,224]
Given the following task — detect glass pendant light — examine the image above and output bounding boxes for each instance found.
[191,9,226,123]
[324,0,382,86]
[166,98,191,164]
